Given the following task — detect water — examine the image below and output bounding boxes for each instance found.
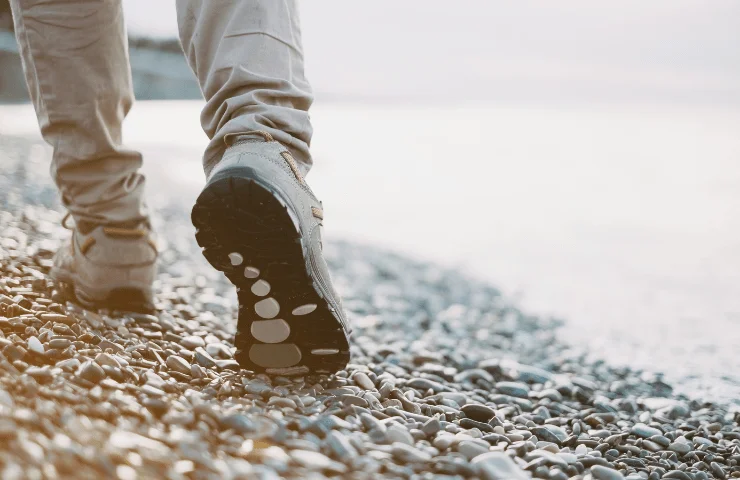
[2,100,739,404]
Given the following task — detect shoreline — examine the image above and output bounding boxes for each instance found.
[1,135,738,478]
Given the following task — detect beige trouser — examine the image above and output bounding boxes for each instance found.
[9,0,313,225]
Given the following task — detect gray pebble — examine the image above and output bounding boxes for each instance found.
[461,403,496,422]
[495,381,529,398]
[473,452,528,479]
[591,465,625,480]
[631,423,662,439]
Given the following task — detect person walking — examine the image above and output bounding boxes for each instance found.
[7,0,350,375]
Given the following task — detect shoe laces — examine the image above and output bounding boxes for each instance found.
[61,212,150,238]
[61,212,74,230]
[224,130,306,185]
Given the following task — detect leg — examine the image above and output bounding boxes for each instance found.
[9,0,156,312]
[9,0,146,225]
[180,1,350,374]
[176,0,314,175]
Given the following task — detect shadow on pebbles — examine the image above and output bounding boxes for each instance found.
[0,200,738,479]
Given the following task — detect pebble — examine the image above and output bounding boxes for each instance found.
[220,414,256,434]
[473,452,529,479]
[387,424,414,445]
[78,360,105,384]
[662,471,692,480]
[631,423,662,439]
[166,355,191,375]
[26,336,44,354]
[194,348,218,369]
[353,371,375,390]
[532,425,568,445]
[422,417,441,436]
[291,449,346,474]
[495,381,529,398]
[181,335,205,349]
[391,443,432,463]
[461,403,496,422]
[0,170,737,480]
[48,338,71,349]
[457,440,489,459]
[591,465,626,480]
[668,441,691,455]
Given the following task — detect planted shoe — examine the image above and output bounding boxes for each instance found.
[50,216,157,313]
[191,131,351,375]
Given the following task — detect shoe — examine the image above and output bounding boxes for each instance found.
[50,215,157,313]
[191,131,351,376]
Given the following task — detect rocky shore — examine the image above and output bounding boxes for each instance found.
[0,135,738,479]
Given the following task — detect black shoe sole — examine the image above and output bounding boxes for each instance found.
[191,171,350,376]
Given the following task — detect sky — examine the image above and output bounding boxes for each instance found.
[122,0,740,106]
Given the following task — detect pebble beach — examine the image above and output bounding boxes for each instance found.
[1,134,739,479]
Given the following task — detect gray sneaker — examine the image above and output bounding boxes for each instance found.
[191,131,351,376]
[50,216,157,313]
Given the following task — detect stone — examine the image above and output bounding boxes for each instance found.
[387,424,414,445]
[78,360,105,384]
[220,414,256,434]
[532,425,568,446]
[48,338,71,349]
[26,336,43,354]
[457,440,489,459]
[422,417,441,436]
[668,441,691,455]
[166,355,191,375]
[495,381,529,398]
[631,423,662,439]
[194,348,218,369]
[591,465,626,480]
[662,471,692,480]
[353,372,375,390]
[391,443,432,463]
[473,452,528,480]
[181,335,205,349]
[461,403,496,422]
[325,431,358,460]
[290,450,346,474]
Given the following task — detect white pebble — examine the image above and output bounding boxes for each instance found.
[244,266,260,278]
[27,336,44,354]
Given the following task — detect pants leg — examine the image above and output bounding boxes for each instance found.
[9,0,146,225]
[176,0,314,176]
